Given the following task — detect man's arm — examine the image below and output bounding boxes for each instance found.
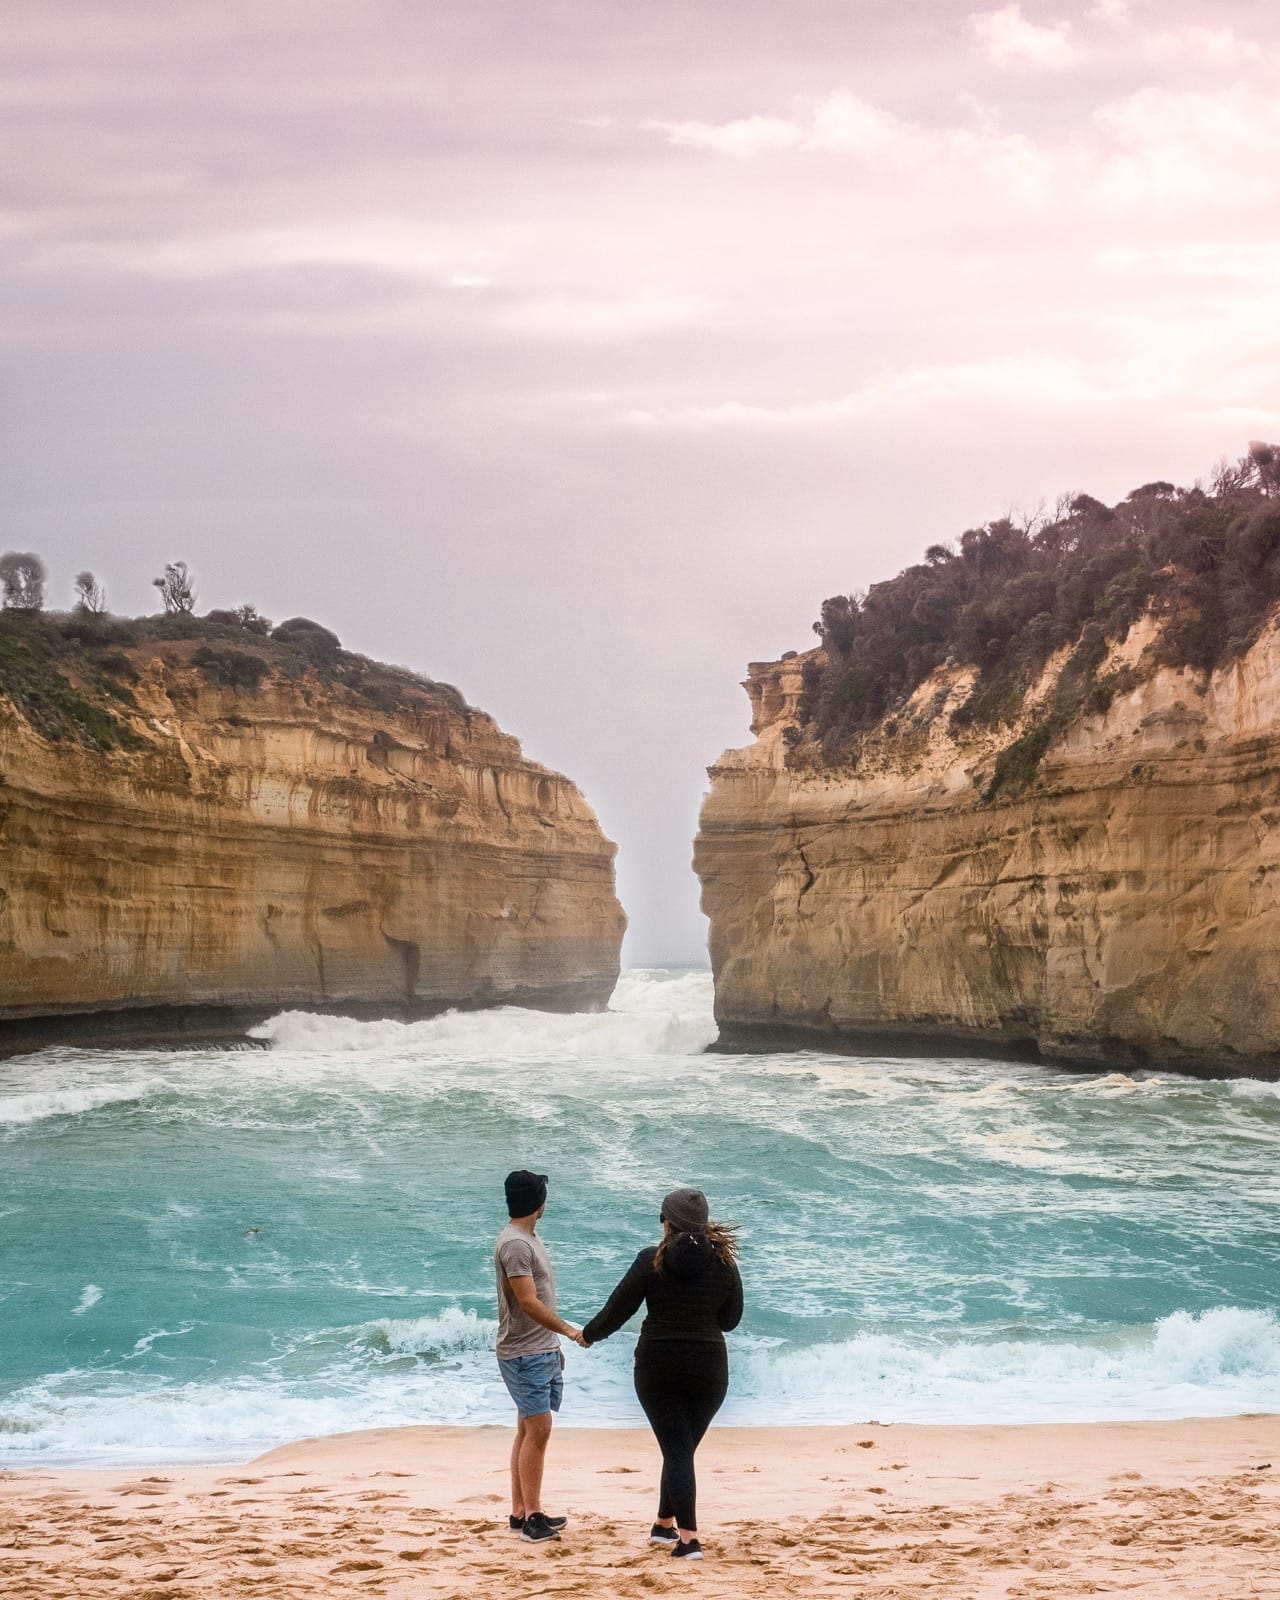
[506,1274,587,1346]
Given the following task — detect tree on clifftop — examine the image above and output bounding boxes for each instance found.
[153,560,196,614]
[0,551,46,611]
[74,570,106,614]
[1249,441,1280,495]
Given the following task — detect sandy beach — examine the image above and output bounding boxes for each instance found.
[2,1416,1276,1599]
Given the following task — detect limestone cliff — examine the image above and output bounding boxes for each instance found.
[0,630,625,1039]
[695,616,1280,1075]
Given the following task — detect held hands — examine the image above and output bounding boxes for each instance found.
[563,1324,590,1349]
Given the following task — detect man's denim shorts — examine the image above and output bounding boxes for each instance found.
[498,1350,563,1417]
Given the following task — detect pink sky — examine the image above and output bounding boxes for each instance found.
[5,0,1279,960]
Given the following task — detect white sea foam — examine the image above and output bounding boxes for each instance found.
[252,969,718,1060]
[129,1324,197,1358]
[1229,1077,1280,1102]
[729,1306,1280,1426]
[71,1285,103,1317]
[3,1306,1276,1466]
[957,1127,1170,1181]
[0,1079,160,1127]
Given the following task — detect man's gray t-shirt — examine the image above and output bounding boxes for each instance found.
[494,1222,560,1359]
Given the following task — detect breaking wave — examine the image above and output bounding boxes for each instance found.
[3,1306,1276,1465]
[251,969,718,1059]
[0,1078,161,1128]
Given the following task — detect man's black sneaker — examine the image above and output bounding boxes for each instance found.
[511,1514,567,1533]
[521,1513,563,1543]
[671,1537,703,1559]
[649,1523,678,1544]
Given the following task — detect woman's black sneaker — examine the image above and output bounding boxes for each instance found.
[511,1514,567,1533]
[649,1523,678,1544]
[520,1512,563,1542]
[672,1537,703,1559]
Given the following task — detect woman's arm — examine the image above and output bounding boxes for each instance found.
[716,1261,744,1332]
[581,1249,653,1345]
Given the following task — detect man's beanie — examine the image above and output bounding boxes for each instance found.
[505,1169,549,1217]
[660,1186,710,1233]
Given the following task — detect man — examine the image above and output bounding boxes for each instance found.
[494,1169,586,1543]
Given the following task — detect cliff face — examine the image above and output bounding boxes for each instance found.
[695,616,1280,1074]
[0,642,625,1032]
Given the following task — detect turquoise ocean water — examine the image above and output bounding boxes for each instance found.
[2,968,1279,1465]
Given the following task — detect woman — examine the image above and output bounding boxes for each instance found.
[582,1187,742,1560]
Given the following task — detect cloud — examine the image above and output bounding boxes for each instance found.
[1094,85,1280,211]
[1143,27,1262,68]
[623,351,1280,432]
[624,355,1121,427]
[652,91,919,160]
[651,76,1280,223]
[968,4,1081,69]
[805,91,901,153]
[1097,239,1280,285]
[498,288,710,341]
[42,219,488,287]
[652,111,801,157]
[648,90,1050,199]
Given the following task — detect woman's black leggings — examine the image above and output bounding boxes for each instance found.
[633,1340,728,1533]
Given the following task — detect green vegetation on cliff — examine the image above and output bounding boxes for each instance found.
[0,601,468,752]
[802,443,1280,788]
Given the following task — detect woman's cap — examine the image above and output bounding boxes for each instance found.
[661,1186,710,1232]
[505,1170,548,1217]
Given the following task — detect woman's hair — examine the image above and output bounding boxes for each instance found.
[655,1216,740,1273]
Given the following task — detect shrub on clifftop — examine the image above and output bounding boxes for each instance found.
[0,596,470,750]
[271,616,342,663]
[802,444,1280,766]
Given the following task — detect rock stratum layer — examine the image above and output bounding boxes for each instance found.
[695,614,1280,1074]
[0,642,625,1036]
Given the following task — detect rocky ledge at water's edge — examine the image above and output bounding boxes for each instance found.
[0,623,625,1050]
[695,531,1280,1078]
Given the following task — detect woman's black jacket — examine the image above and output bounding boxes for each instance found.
[582,1234,743,1349]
